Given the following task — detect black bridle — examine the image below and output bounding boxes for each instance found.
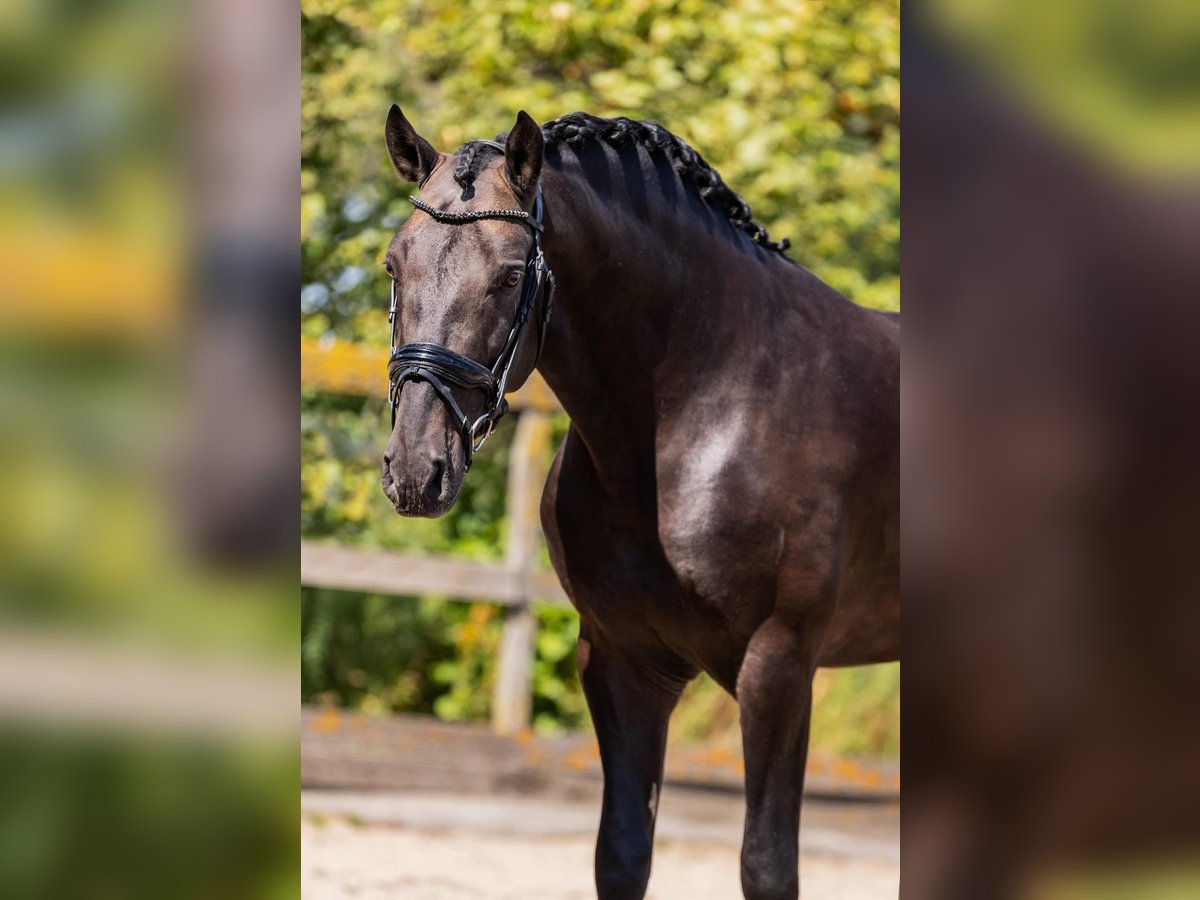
[387,150,554,470]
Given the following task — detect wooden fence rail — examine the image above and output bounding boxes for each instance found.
[302,337,563,733]
[300,542,567,607]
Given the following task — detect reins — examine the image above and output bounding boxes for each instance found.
[387,147,555,471]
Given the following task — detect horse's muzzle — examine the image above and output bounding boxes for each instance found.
[381,450,452,517]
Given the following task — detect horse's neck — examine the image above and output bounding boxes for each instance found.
[533,165,789,490]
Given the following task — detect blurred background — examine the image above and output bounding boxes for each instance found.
[300,0,900,897]
[0,0,297,897]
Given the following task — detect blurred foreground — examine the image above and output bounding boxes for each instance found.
[905,1,1200,897]
[0,0,296,896]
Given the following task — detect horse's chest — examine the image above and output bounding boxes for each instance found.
[658,513,781,614]
[547,427,780,656]
[655,457,781,616]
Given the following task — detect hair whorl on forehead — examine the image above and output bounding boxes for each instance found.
[450,112,791,256]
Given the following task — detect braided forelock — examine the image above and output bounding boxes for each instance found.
[452,140,504,189]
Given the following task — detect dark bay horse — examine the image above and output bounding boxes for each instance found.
[380,106,899,900]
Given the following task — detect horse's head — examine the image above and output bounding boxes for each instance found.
[380,106,547,517]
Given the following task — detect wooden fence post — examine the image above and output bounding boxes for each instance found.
[492,410,553,734]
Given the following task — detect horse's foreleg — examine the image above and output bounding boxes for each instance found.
[579,627,693,900]
[737,616,820,900]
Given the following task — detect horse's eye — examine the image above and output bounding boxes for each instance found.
[502,270,522,289]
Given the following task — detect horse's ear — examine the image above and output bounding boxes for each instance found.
[385,104,439,184]
[504,110,544,198]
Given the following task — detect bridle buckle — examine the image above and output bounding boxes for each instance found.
[471,415,497,453]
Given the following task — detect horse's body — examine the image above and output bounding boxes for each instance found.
[381,109,898,900]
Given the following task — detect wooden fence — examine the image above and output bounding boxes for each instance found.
[301,336,564,734]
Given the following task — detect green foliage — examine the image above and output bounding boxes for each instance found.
[301,0,899,345]
[301,589,589,731]
[300,0,899,755]
[301,393,515,556]
[531,606,589,733]
[671,667,900,759]
[811,663,900,758]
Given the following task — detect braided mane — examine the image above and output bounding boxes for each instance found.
[451,112,791,256]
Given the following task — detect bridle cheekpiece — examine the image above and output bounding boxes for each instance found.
[387,143,555,471]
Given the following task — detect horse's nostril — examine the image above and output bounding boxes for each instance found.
[425,460,445,503]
